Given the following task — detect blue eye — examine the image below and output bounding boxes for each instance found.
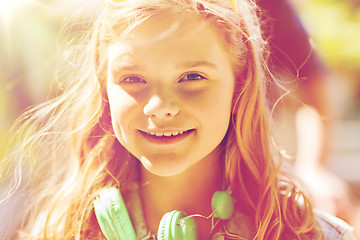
[119,75,146,84]
[179,73,206,82]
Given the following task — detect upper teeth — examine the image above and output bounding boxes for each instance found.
[148,131,185,137]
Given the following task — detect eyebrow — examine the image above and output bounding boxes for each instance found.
[109,56,143,72]
[109,59,218,72]
[108,47,143,72]
[177,61,218,69]
[112,64,142,71]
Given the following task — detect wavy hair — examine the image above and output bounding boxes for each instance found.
[1,0,322,239]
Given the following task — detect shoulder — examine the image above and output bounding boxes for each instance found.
[315,210,357,240]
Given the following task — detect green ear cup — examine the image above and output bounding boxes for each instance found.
[93,187,136,240]
[157,210,198,240]
[211,190,234,220]
[175,211,198,240]
[157,210,173,240]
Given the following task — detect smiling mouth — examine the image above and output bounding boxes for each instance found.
[139,129,195,144]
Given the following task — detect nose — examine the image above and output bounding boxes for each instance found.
[143,94,179,119]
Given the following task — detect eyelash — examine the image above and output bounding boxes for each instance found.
[118,75,146,84]
[178,73,207,82]
[117,72,207,85]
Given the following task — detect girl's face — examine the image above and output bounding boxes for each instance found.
[107,12,235,176]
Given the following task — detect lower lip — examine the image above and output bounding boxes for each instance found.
[139,130,194,144]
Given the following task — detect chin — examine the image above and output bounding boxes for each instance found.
[140,156,189,177]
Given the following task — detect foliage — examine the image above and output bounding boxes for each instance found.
[294,0,360,71]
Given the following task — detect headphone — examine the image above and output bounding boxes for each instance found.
[93,187,234,240]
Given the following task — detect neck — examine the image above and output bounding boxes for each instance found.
[139,148,224,239]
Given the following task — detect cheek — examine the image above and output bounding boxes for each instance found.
[107,86,139,135]
[185,84,233,121]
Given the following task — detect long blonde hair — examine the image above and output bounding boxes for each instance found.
[1,0,322,239]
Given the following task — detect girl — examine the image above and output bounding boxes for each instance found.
[0,0,355,239]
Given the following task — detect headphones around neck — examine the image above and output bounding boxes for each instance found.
[93,187,234,240]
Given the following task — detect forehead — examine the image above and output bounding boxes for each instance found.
[108,11,230,65]
[125,11,214,42]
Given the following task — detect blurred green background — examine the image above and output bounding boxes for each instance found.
[294,0,360,119]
